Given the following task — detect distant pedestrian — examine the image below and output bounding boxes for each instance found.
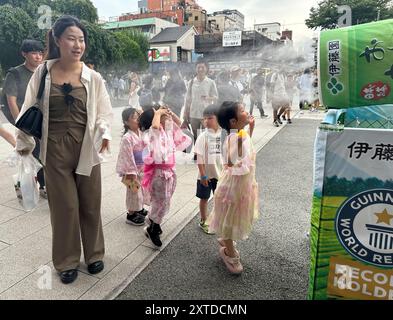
[298,68,314,109]
[207,101,259,274]
[138,74,161,111]
[194,105,223,234]
[119,77,126,98]
[184,60,218,140]
[216,70,241,107]
[310,70,320,112]
[2,39,47,198]
[161,71,169,88]
[128,77,141,110]
[162,68,187,117]
[271,70,290,127]
[282,74,297,124]
[138,106,192,247]
[112,75,120,99]
[116,107,148,226]
[229,66,245,103]
[249,68,268,118]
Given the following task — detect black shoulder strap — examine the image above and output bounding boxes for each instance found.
[36,62,48,101]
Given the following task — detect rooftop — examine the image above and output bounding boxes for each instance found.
[103,17,166,29]
[150,25,194,43]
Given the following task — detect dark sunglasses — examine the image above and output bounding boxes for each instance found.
[62,83,75,105]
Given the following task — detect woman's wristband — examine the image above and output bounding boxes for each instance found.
[201,175,208,180]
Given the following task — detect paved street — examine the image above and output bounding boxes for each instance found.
[0,99,326,300]
[117,118,320,300]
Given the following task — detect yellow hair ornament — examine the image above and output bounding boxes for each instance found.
[237,129,248,138]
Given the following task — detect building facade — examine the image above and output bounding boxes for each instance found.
[147,0,199,11]
[138,0,148,13]
[254,22,282,41]
[184,7,207,34]
[207,15,237,33]
[209,10,244,31]
[194,31,275,71]
[149,25,197,64]
[119,0,207,32]
[102,17,179,39]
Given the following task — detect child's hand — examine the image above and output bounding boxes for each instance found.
[154,107,166,116]
[201,177,209,187]
[122,175,140,192]
[249,115,255,130]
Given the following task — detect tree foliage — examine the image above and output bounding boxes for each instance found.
[306,0,393,30]
[0,4,35,70]
[113,30,148,71]
[0,0,149,72]
[324,176,393,196]
[52,0,98,24]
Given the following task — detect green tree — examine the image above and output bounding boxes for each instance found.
[306,0,393,30]
[52,0,98,23]
[0,0,149,72]
[125,29,150,58]
[0,4,35,70]
[0,0,51,19]
[84,21,108,67]
[113,31,147,71]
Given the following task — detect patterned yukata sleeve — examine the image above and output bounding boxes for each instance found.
[172,121,192,151]
[116,134,138,176]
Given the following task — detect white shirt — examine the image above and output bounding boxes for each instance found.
[194,128,223,180]
[15,59,113,176]
[187,77,218,119]
[272,73,287,97]
[231,79,244,94]
[119,78,126,91]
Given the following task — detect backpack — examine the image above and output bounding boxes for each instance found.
[1,67,21,124]
[138,87,154,110]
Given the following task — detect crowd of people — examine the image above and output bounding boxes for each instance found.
[0,14,319,284]
[105,61,320,129]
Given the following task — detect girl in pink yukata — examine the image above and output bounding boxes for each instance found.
[138,106,192,247]
[116,108,148,226]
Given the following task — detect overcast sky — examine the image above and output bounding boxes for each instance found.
[91,0,320,43]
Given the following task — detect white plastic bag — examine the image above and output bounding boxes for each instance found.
[12,154,42,211]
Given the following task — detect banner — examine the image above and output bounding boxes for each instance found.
[319,19,393,109]
[309,128,393,300]
[148,46,171,62]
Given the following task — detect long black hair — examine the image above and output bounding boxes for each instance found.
[122,107,138,135]
[45,15,88,60]
[217,101,241,133]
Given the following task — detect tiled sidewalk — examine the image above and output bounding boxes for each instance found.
[0,106,320,300]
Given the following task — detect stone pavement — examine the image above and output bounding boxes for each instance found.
[0,105,325,300]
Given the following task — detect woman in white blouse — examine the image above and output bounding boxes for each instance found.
[16,15,113,284]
